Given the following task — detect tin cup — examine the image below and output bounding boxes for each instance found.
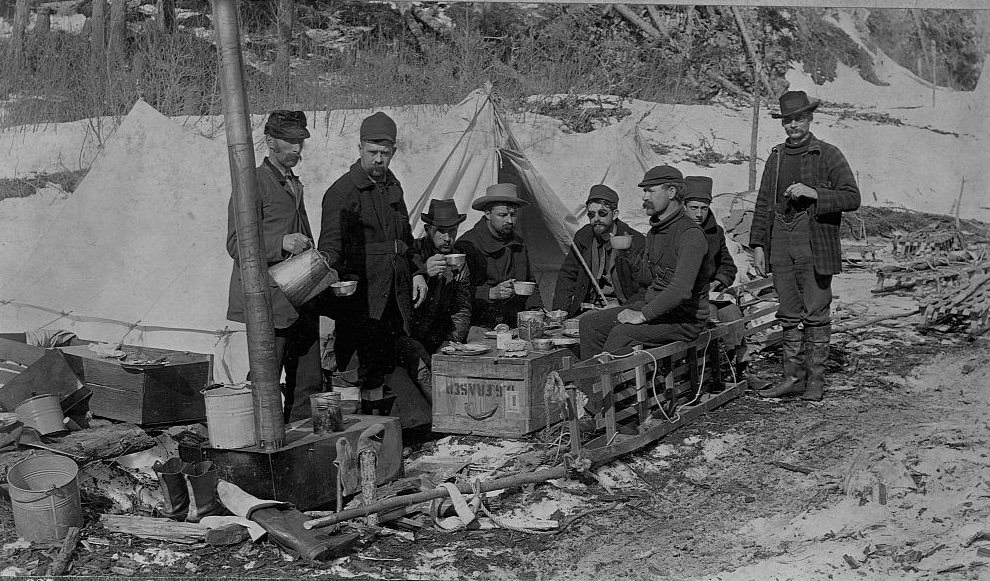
[310,393,343,434]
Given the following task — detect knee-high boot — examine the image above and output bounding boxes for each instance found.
[182,461,221,523]
[758,326,806,398]
[153,458,190,521]
[802,325,831,401]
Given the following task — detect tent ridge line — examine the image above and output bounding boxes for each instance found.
[2,300,243,337]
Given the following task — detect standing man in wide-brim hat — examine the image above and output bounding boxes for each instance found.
[226,110,323,423]
[750,90,860,402]
[454,183,543,330]
[395,198,473,405]
[318,111,428,414]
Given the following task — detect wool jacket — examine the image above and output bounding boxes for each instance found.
[318,161,424,330]
[409,236,472,352]
[551,220,645,317]
[636,207,709,322]
[699,212,738,289]
[749,133,861,275]
[226,158,314,329]
[454,217,543,329]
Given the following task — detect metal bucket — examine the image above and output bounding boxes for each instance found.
[517,310,545,341]
[268,248,338,308]
[15,394,66,436]
[202,385,256,449]
[7,454,84,542]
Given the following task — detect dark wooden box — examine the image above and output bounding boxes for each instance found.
[179,415,403,511]
[0,337,88,413]
[59,344,210,426]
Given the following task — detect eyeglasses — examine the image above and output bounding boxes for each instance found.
[587,209,612,219]
[781,113,811,125]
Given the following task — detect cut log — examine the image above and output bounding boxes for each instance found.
[46,526,81,576]
[205,523,250,546]
[645,5,667,37]
[53,423,155,460]
[101,515,208,543]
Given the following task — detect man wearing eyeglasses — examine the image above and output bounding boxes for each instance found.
[750,90,860,402]
[552,184,644,317]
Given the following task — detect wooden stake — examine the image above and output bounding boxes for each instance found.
[46,526,81,576]
[213,0,285,448]
[748,62,761,191]
[954,177,966,230]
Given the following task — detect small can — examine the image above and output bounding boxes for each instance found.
[310,392,343,434]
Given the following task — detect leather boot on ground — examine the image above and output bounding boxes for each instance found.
[153,457,191,521]
[758,327,807,398]
[182,461,221,522]
[802,325,831,401]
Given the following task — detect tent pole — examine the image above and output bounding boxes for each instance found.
[569,240,610,307]
[212,0,285,449]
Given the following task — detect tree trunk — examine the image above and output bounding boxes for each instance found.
[212,0,286,449]
[614,4,666,41]
[728,6,775,101]
[109,0,126,62]
[91,0,106,69]
[274,0,294,107]
[35,8,51,35]
[10,0,30,66]
[158,0,176,32]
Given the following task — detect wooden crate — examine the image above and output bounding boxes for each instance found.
[59,344,210,426]
[432,343,567,438]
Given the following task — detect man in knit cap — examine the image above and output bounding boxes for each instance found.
[579,165,711,359]
[319,112,428,414]
[750,90,860,401]
[552,184,644,317]
[226,110,322,423]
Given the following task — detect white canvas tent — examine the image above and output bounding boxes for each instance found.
[0,88,671,383]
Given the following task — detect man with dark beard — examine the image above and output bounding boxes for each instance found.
[579,166,710,359]
[226,110,321,423]
[454,183,543,330]
[751,90,860,402]
[553,184,645,317]
[395,198,472,405]
[319,112,428,413]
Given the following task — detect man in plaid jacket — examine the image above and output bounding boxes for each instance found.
[750,90,860,401]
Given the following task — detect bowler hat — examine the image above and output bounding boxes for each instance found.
[471,183,530,211]
[683,176,713,204]
[771,90,820,119]
[638,165,683,188]
[586,184,619,206]
[360,112,397,143]
[421,198,467,228]
[264,110,310,140]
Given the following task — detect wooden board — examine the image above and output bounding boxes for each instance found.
[60,344,210,425]
[432,341,567,437]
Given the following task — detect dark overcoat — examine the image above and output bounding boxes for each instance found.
[409,236,472,352]
[699,212,738,289]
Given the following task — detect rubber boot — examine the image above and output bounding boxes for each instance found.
[802,325,831,401]
[153,458,190,521]
[182,461,221,523]
[758,327,806,398]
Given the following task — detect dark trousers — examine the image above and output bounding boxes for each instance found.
[335,297,403,394]
[579,303,702,360]
[274,311,323,423]
[770,213,832,329]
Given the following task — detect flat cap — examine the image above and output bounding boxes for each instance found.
[264,110,310,140]
[587,184,619,206]
[683,176,714,204]
[360,112,397,143]
[638,165,683,188]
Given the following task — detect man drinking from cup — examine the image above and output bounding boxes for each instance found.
[552,184,645,318]
[395,199,473,404]
[454,183,543,330]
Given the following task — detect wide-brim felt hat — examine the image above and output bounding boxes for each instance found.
[638,165,683,188]
[471,183,530,211]
[683,176,714,203]
[265,110,310,140]
[771,90,821,119]
[421,198,467,227]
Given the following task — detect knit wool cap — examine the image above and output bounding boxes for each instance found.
[638,165,683,188]
[683,176,714,204]
[586,184,619,206]
[360,112,397,143]
[264,110,310,140]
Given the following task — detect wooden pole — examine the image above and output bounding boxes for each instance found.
[212,0,285,449]
[748,65,761,191]
[954,177,966,230]
[274,0,294,106]
[91,0,106,70]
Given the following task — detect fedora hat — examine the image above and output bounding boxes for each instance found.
[471,183,530,211]
[772,90,820,119]
[421,198,466,227]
